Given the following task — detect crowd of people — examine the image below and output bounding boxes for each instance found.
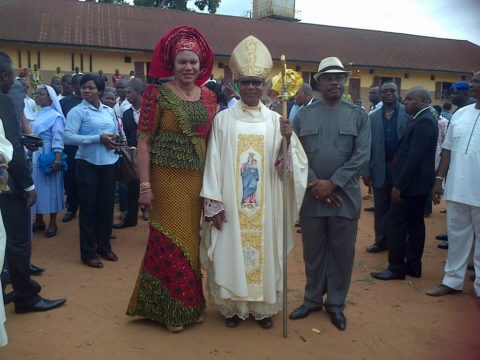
[0,24,478,346]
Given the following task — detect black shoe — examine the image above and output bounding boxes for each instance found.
[435,233,448,241]
[29,263,45,275]
[256,317,273,329]
[113,221,136,229]
[289,305,322,320]
[45,226,57,238]
[364,206,375,212]
[467,263,474,271]
[329,311,346,331]
[62,212,75,222]
[32,222,46,232]
[3,291,14,305]
[225,315,241,328]
[438,241,448,250]
[406,269,421,278]
[371,269,405,280]
[366,243,387,253]
[15,297,66,314]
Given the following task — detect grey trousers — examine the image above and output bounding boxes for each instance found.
[300,216,357,312]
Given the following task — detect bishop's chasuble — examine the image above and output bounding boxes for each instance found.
[200,100,308,319]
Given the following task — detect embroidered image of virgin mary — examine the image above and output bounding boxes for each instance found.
[240,152,259,208]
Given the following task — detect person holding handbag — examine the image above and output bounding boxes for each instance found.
[31,85,66,238]
[64,74,120,269]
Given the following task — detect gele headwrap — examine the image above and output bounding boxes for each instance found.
[148,25,214,86]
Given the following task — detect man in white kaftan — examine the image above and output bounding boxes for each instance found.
[200,36,308,329]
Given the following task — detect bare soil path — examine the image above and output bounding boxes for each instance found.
[1,194,479,359]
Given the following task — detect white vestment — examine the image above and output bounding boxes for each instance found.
[0,119,13,347]
[200,101,308,319]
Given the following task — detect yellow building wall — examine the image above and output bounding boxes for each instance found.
[1,43,469,106]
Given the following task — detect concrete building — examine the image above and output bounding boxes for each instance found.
[1,0,478,105]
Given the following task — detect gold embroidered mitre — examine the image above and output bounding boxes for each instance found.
[229,36,273,80]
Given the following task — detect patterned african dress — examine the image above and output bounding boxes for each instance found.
[127,83,217,327]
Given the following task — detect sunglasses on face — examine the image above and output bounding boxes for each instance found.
[238,79,263,87]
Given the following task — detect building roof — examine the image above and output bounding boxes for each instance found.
[1,0,479,74]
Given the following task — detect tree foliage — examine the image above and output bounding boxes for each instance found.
[98,0,129,3]
[133,0,221,14]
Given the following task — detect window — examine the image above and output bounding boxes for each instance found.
[435,82,453,99]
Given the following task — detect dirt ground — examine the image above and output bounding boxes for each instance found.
[1,191,479,360]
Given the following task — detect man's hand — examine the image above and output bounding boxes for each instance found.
[324,193,342,208]
[432,181,444,205]
[391,187,401,204]
[279,117,292,145]
[310,179,337,200]
[362,176,372,187]
[25,189,36,208]
[210,211,227,230]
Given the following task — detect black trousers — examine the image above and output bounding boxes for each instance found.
[387,194,427,274]
[372,183,393,248]
[63,145,79,214]
[124,180,140,226]
[0,192,41,305]
[76,159,116,262]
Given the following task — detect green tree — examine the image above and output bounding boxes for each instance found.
[133,0,221,14]
[97,0,129,3]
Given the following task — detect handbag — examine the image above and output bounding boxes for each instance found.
[38,152,68,175]
[116,146,138,181]
[21,134,44,148]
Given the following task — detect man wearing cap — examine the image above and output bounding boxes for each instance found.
[290,57,370,331]
[450,81,475,112]
[435,81,475,248]
[200,35,308,330]
[427,71,480,297]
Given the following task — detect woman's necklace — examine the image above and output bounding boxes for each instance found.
[174,79,197,101]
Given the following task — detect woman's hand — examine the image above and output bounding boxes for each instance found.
[100,133,120,150]
[139,190,154,211]
[48,162,62,173]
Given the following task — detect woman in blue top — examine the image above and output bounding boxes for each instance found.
[31,85,66,238]
[64,74,120,268]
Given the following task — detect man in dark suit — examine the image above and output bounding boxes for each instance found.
[0,51,65,312]
[113,78,146,229]
[371,86,438,280]
[363,82,410,253]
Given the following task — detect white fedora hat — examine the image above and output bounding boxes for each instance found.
[313,56,351,81]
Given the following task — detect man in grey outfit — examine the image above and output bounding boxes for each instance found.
[290,57,370,331]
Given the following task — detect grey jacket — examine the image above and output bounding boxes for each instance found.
[293,100,371,219]
[362,103,410,188]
